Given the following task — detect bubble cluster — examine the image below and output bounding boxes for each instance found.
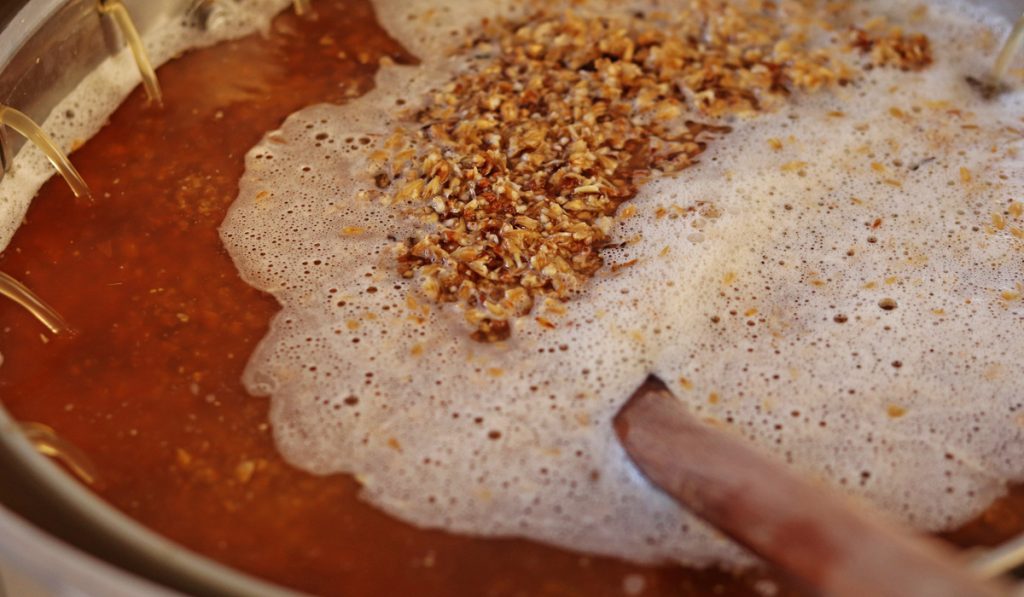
[0,0,1012,572]
[217,0,1020,567]
[75,0,1003,569]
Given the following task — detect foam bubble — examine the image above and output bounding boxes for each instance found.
[219,0,1023,567]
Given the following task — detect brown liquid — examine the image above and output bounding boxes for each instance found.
[0,2,1019,595]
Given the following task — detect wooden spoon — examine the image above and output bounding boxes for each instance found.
[614,378,1008,597]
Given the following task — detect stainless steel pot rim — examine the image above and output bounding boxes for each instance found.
[0,401,302,597]
[0,483,180,597]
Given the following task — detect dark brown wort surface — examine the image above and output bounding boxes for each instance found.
[0,2,1020,596]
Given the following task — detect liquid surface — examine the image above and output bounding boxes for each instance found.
[0,1,1020,595]
[223,0,1024,568]
[0,1,794,594]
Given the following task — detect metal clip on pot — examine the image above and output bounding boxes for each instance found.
[0,104,88,335]
[19,422,98,486]
[0,107,88,480]
[98,0,162,106]
[971,12,1024,98]
[0,272,70,335]
[0,104,90,200]
[992,13,1024,87]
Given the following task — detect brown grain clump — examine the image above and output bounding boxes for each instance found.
[376,3,930,340]
[847,26,932,70]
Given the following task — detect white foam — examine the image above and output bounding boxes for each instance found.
[0,0,291,252]
[216,0,1021,567]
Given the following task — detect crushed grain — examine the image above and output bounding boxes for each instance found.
[375,4,932,339]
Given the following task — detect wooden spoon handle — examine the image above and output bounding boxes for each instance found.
[614,382,1007,597]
